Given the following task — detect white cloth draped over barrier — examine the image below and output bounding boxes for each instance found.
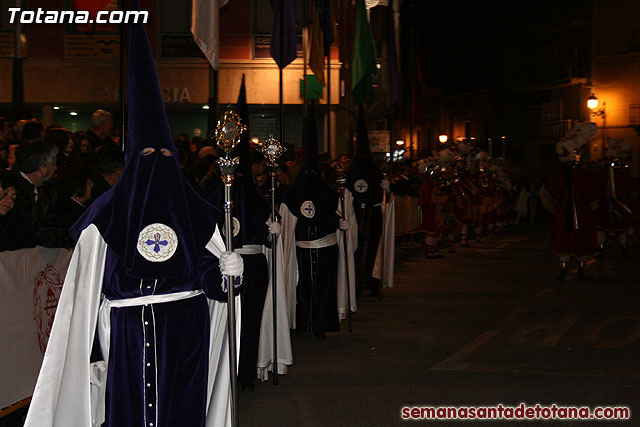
[0,246,73,411]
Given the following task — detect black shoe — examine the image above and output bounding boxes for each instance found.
[313,331,326,340]
[556,268,567,282]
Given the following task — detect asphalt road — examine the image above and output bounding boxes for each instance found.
[240,225,640,426]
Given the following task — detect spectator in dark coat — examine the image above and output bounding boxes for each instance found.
[87,149,124,205]
[53,164,93,247]
[0,139,58,250]
[85,109,119,152]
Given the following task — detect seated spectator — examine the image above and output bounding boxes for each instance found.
[0,139,58,250]
[45,127,74,168]
[0,181,17,251]
[87,149,124,205]
[0,143,9,170]
[54,164,93,247]
[22,120,45,141]
[86,109,118,152]
[0,117,11,142]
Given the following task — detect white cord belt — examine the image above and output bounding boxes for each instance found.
[234,244,263,255]
[296,233,337,249]
[105,290,203,308]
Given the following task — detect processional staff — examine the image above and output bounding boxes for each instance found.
[215,107,246,427]
[336,164,353,332]
[258,135,285,385]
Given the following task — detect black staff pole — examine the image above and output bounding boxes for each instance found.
[258,136,285,385]
[215,108,246,427]
[336,167,353,332]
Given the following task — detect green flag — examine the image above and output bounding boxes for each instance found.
[352,0,377,104]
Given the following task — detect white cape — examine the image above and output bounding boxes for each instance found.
[24,224,240,427]
[337,189,358,318]
[373,191,395,288]
[256,242,293,381]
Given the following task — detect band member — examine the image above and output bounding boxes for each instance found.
[540,123,598,281]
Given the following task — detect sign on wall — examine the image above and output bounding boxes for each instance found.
[368,130,391,152]
[64,34,120,59]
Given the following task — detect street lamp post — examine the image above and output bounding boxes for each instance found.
[587,94,606,158]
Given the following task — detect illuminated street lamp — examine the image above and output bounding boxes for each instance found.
[587,94,606,157]
[395,139,405,146]
[439,134,448,144]
[587,94,605,117]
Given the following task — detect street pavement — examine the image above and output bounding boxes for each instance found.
[240,225,639,426]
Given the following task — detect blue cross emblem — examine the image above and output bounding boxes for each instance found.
[303,205,314,215]
[356,182,367,192]
[146,232,168,253]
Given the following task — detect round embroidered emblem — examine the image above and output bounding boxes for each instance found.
[354,179,369,193]
[222,217,241,238]
[300,200,316,218]
[137,223,178,262]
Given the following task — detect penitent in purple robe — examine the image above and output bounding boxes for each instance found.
[101,247,228,427]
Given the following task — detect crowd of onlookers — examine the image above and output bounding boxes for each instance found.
[0,110,125,251]
[0,107,458,253]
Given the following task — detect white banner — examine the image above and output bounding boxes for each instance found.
[0,247,73,409]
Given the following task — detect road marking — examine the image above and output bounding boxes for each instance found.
[584,316,640,348]
[509,312,581,347]
[431,330,498,371]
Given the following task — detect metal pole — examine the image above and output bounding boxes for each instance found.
[257,136,285,386]
[327,54,331,156]
[337,172,353,332]
[119,0,127,151]
[222,182,239,427]
[269,169,278,385]
[273,0,285,386]
[216,110,245,427]
[208,68,219,139]
[12,0,24,122]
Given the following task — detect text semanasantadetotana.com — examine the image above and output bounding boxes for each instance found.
[401,403,630,421]
[7,7,149,25]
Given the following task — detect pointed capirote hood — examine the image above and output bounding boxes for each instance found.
[284,101,338,220]
[355,107,371,160]
[300,101,319,172]
[346,107,382,201]
[233,74,252,177]
[72,0,220,278]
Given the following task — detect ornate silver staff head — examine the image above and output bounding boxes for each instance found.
[215,106,246,184]
[258,134,285,169]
